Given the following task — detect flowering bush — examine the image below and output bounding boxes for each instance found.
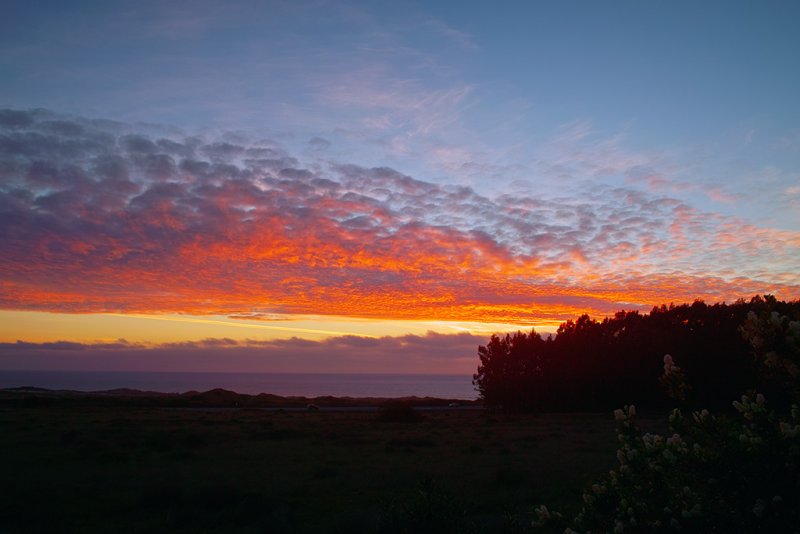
[534,307,800,532]
[659,354,691,403]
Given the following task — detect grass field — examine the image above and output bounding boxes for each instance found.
[0,402,663,533]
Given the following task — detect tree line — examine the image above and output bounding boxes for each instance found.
[473,295,800,412]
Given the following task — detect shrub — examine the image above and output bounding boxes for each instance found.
[534,305,800,532]
[376,401,425,422]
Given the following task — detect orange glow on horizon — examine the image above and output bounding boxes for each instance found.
[0,310,550,345]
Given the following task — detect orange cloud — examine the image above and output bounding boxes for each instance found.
[1,109,799,326]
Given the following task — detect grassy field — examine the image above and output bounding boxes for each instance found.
[0,402,662,533]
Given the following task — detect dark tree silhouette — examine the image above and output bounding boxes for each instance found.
[473,295,800,412]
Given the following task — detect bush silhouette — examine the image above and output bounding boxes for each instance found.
[377,401,425,422]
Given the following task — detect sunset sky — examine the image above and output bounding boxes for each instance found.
[1,1,799,374]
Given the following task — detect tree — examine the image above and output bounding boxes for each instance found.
[473,331,546,411]
[472,297,796,412]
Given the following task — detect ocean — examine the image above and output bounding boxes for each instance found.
[0,370,478,400]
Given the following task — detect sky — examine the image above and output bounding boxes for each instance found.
[1,0,799,374]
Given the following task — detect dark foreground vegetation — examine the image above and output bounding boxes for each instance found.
[474,295,800,412]
[526,296,800,532]
[0,396,647,533]
[3,295,799,532]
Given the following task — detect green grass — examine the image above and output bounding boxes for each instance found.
[0,404,658,533]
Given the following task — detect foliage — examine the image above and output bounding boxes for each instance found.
[533,299,800,532]
[380,477,470,533]
[474,295,800,412]
[2,404,618,532]
[377,400,425,422]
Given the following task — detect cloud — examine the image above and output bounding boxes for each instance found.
[421,17,479,50]
[308,136,331,150]
[0,109,798,324]
[315,65,473,139]
[0,332,484,374]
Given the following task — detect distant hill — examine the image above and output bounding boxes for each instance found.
[0,386,480,409]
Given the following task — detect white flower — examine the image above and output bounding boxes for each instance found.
[779,422,799,438]
[666,433,683,446]
[664,354,679,376]
[692,409,711,423]
[532,504,551,526]
[669,409,682,424]
[752,499,765,518]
